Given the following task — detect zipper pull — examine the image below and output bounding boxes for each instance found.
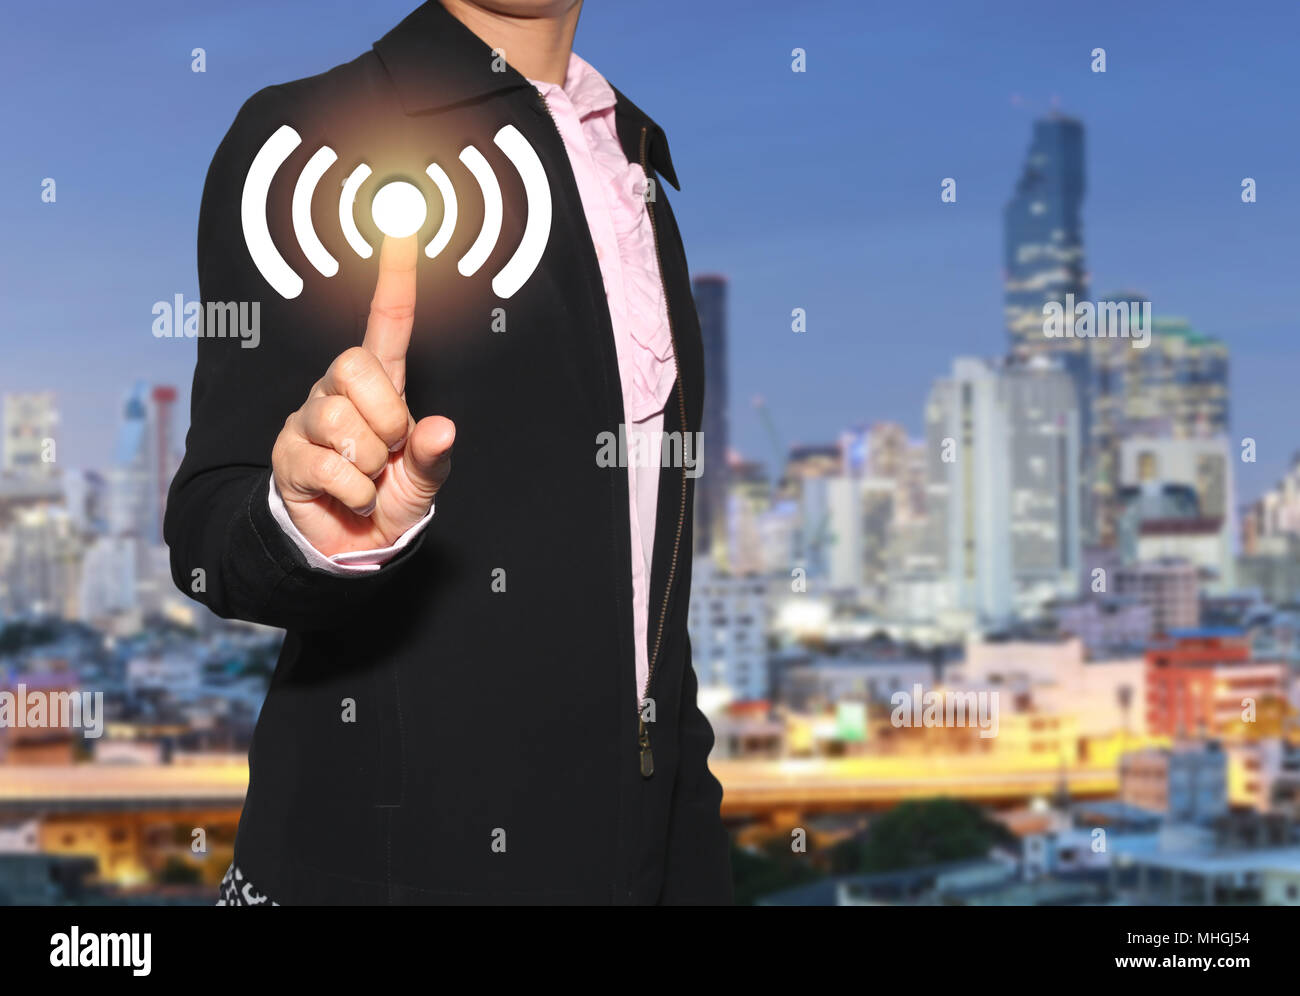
[638,716,655,778]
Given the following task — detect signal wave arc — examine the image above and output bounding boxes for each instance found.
[340,164,374,259]
[424,163,458,261]
[457,146,502,278]
[293,146,339,278]
[491,124,551,300]
[242,125,304,300]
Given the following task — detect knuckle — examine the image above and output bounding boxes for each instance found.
[313,449,346,486]
[320,396,351,432]
[333,346,373,384]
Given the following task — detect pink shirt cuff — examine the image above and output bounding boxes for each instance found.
[267,475,434,575]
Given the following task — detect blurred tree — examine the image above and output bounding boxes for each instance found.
[730,841,823,906]
[835,798,1017,874]
[159,856,202,885]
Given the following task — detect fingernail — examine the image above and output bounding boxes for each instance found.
[358,500,377,517]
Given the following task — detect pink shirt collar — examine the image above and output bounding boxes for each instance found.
[528,51,617,120]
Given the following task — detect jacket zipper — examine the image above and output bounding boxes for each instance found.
[534,91,687,781]
[637,123,688,780]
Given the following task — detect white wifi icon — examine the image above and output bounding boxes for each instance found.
[241,123,552,301]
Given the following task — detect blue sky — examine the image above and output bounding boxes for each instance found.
[1,0,1297,502]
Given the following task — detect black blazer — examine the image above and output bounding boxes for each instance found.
[165,0,731,904]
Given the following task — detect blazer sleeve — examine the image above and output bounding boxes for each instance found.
[164,85,429,632]
[658,633,734,904]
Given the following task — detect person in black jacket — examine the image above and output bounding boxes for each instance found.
[167,0,732,904]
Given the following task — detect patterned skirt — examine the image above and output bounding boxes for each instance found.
[216,862,279,905]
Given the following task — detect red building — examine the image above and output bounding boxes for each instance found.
[1145,629,1284,737]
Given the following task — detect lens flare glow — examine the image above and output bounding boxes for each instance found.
[371,181,427,239]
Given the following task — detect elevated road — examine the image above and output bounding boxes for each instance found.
[0,758,1118,819]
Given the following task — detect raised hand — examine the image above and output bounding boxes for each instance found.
[271,234,455,557]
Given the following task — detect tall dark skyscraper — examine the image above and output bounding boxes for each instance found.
[1004,114,1095,542]
[1004,113,1089,361]
[692,275,729,569]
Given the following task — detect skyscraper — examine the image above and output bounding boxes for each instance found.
[692,275,729,570]
[926,356,1081,623]
[1128,318,1229,438]
[1090,304,1230,546]
[1004,114,1094,543]
[107,384,152,540]
[1005,358,1082,609]
[1004,114,1089,364]
[930,358,1013,621]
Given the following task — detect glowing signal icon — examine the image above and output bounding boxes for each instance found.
[241,124,552,301]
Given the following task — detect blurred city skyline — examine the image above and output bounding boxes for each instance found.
[4,0,1300,908]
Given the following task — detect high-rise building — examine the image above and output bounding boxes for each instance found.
[1004,113,1089,357]
[857,423,930,603]
[2,505,80,618]
[885,411,951,622]
[926,357,1080,622]
[2,392,59,479]
[1005,359,1082,609]
[1090,308,1230,545]
[780,442,843,579]
[107,384,152,540]
[913,387,954,578]
[692,275,729,571]
[106,382,179,545]
[797,475,855,587]
[1088,289,1150,546]
[1004,115,1099,548]
[930,358,1012,621]
[1127,319,1229,438]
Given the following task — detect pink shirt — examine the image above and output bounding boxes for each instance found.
[271,52,677,707]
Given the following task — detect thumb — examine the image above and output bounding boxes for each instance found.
[403,415,455,497]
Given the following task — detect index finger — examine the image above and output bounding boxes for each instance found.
[362,233,419,393]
